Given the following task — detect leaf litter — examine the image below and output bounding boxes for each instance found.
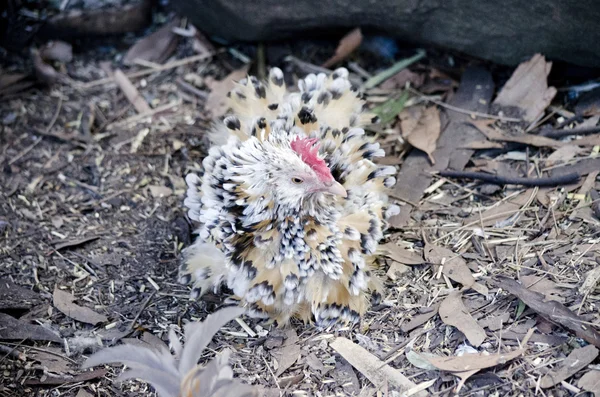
[2,12,600,397]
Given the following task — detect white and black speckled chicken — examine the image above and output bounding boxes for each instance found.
[180,67,399,327]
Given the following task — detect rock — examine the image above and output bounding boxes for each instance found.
[170,0,600,67]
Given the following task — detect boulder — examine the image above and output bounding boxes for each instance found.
[170,0,600,67]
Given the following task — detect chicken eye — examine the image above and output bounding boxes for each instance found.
[291,177,304,184]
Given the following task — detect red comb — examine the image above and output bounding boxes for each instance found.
[290,137,333,182]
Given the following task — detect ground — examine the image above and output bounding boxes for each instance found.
[1,13,600,397]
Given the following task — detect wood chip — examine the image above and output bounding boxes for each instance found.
[205,65,251,118]
[578,370,600,395]
[322,28,363,68]
[493,53,557,123]
[330,337,424,395]
[540,345,598,388]
[439,290,486,347]
[113,69,151,114]
[401,305,439,333]
[53,287,108,325]
[424,242,475,288]
[271,329,301,376]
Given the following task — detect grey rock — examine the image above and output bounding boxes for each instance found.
[170,0,600,67]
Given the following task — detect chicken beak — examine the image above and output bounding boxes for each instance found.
[323,180,347,198]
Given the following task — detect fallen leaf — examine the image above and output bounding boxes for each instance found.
[148,185,173,198]
[271,329,301,376]
[0,279,41,310]
[32,48,64,85]
[0,313,61,343]
[205,65,251,118]
[439,290,486,347]
[52,236,100,251]
[424,242,475,288]
[380,68,424,90]
[371,91,409,125]
[401,305,439,333]
[578,370,600,395]
[330,337,423,395]
[76,389,94,397]
[322,28,363,68]
[495,276,600,348]
[426,347,525,372]
[28,347,72,373]
[540,345,598,388]
[380,243,424,265]
[550,158,600,179]
[40,41,73,63]
[545,145,585,166]
[493,53,557,123]
[399,106,441,164]
[53,288,108,325]
[478,312,510,331]
[406,349,438,370]
[123,18,180,65]
[332,358,361,394]
[386,262,410,280]
[471,119,563,148]
[520,274,564,302]
[579,267,600,296]
[192,27,216,56]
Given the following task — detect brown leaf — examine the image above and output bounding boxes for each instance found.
[271,329,301,376]
[426,348,525,372]
[322,28,363,68]
[192,27,216,56]
[380,243,424,265]
[330,337,423,394]
[40,41,73,63]
[123,18,180,65]
[439,290,486,347]
[0,279,41,310]
[493,53,557,123]
[0,313,61,343]
[205,65,251,118]
[399,106,441,164]
[401,305,439,333]
[495,276,600,348]
[424,242,475,288]
[32,49,64,85]
[520,274,564,302]
[380,68,424,90]
[24,368,107,386]
[471,119,563,148]
[28,347,72,373]
[578,370,600,395]
[52,235,100,251]
[545,145,585,166]
[540,345,598,388]
[53,288,108,325]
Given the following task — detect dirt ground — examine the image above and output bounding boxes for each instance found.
[1,13,600,397]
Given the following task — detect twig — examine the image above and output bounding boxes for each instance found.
[176,78,208,100]
[409,87,522,122]
[106,100,180,130]
[437,170,580,187]
[8,136,42,165]
[128,290,157,331]
[77,50,222,89]
[540,125,600,139]
[113,69,151,114]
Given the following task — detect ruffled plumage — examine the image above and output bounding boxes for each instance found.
[180,67,399,327]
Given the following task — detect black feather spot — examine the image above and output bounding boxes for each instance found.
[225,117,241,130]
[331,129,341,138]
[236,92,246,100]
[371,115,380,124]
[271,75,284,87]
[268,103,279,110]
[342,127,349,133]
[254,83,266,99]
[298,107,317,124]
[257,117,267,129]
[367,170,376,181]
[317,92,330,105]
[330,90,342,100]
[301,92,312,103]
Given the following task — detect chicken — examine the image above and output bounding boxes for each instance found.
[180,67,399,327]
[82,307,257,397]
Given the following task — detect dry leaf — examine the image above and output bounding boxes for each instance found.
[426,347,525,372]
[493,53,557,123]
[53,288,108,325]
[379,243,424,265]
[205,65,251,118]
[32,49,64,85]
[439,290,486,347]
[540,345,598,388]
[28,347,72,373]
[271,329,301,376]
[322,28,363,68]
[578,370,600,395]
[399,106,441,164]
[123,19,180,65]
[471,119,563,148]
[545,145,584,166]
[520,274,564,302]
[495,276,600,348]
[0,313,61,343]
[380,68,424,90]
[330,337,424,395]
[401,305,439,333]
[579,267,600,296]
[424,242,475,288]
[386,262,410,280]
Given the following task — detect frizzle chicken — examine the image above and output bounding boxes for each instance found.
[180,67,399,327]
